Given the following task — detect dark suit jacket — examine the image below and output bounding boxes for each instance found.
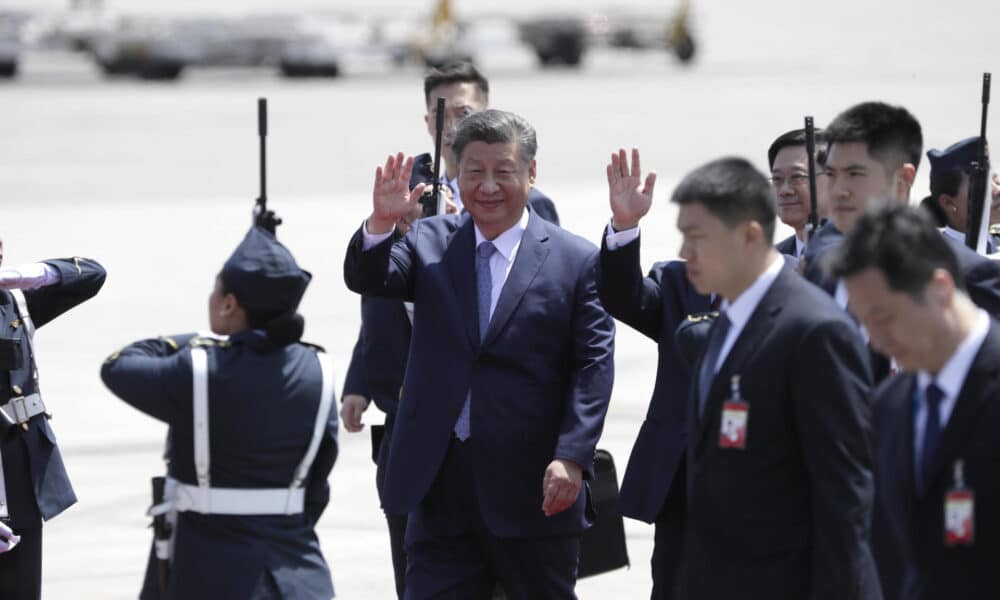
[941,236,1000,317]
[359,295,412,500]
[802,221,844,295]
[101,330,338,600]
[344,211,615,537]
[410,152,561,226]
[775,234,798,258]
[0,257,105,528]
[873,321,1000,600]
[687,265,880,600]
[341,325,368,399]
[596,235,710,523]
[806,223,1000,319]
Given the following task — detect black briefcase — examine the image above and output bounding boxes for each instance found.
[578,448,629,578]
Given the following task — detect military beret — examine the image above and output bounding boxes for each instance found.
[220,226,311,314]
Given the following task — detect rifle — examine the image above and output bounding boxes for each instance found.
[419,96,448,218]
[804,116,820,244]
[965,73,991,253]
[150,476,171,599]
[254,97,282,235]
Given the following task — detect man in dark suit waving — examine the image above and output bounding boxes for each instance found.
[597,148,709,598]
[344,109,615,599]
[611,155,880,598]
[833,206,1000,600]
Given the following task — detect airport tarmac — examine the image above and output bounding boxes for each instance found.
[3,0,1000,597]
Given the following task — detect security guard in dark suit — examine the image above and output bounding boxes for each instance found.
[0,242,106,600]
[101,226,338,600]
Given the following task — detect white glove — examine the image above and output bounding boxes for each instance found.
[0,520,20,554]
[0,263,60,290]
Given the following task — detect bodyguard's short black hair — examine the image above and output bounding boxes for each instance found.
[825,102,923,174]
[423,61,489,107]
[671,157,778,243]
[767,128,828,170]
[828,205,963,299]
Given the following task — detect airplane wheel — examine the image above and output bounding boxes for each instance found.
[535,33,583,67]
[139,62,183,80]
[673,32,696,63]
[0,61,17,78]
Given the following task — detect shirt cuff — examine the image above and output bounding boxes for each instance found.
[604,220,640,250]
[361,219,395,250]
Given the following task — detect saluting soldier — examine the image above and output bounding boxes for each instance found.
[101,226,338,600]
[0,240,106,599]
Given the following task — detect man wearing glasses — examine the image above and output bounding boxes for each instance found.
[767,128,829,258]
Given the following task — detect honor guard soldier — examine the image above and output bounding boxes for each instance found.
[101,226,338,600]
[0,241,106,600]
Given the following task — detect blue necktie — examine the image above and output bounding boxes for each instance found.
[918,382,944,492]
[454,241,496,440]
[697,312,732,418]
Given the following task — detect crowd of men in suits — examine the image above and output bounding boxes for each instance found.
[341,61,1000,600]
[2,59,998,600]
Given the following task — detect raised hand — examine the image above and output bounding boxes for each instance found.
[369,153,427,235]
[607,147,656,231]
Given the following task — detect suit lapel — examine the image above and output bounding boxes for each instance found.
[883,376,917,543]
[483,214,550,346]
[443,215,480,350]
[922,325,1000,494]
[696,266,788,446]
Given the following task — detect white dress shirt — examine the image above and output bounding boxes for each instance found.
[794,235,805,258]
[604,221,639,250]
[710,253,784,373]
[912,309,990,469]
[942,226,965,245]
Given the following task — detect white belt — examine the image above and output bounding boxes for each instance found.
[0,393,46,427]
[150,477,305,516]
[148,346,336,519]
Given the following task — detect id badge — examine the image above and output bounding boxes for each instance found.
[719,402,748,449]
[718,375,748,449]
[944,489,975,546]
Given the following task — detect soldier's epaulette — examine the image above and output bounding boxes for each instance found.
[300,340,326,353]
[189,336,232,349]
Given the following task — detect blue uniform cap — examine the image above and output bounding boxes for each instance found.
[927,136,981,177]
[221,226,311,313]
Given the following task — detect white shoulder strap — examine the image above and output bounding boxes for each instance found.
[11,289,40,384]
[286,352,336,512]
[10,290,34,341]
[190,347,211,499]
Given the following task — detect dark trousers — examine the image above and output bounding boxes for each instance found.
[386,511,409,599]
[404,438,580,600]
[0,525,42,600]
[651,462,687,600]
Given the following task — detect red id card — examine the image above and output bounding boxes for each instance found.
[719,402,748,449]
[944,489,975,546]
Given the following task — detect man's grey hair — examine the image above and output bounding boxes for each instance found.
[453,109,537,166]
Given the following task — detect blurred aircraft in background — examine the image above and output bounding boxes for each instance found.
[1,0,697,81]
